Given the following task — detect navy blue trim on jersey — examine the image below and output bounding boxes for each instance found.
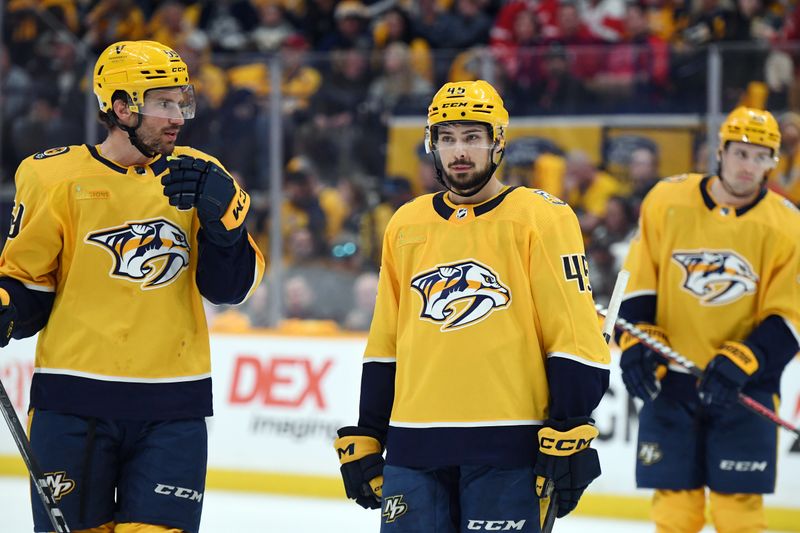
[196,230,256,305]
[30,373,213,420]
[386,425,538,468]
[86,144,127,174]
[0,277,55,338]
[616,294,657,343]
[474,186,519,216]
[432,192,453,220]
[546,357,609,420]
[745,315,800,392]
[149,154,169,176]
[358,361,396,446]
[699,175,768,216]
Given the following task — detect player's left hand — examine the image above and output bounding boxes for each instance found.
[162,156,250,246]
[698,341,761,410]
[0,289,16,348]
[534,417,601,518]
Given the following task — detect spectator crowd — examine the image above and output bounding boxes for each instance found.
[3,0,800,330]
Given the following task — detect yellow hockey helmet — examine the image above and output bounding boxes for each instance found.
[426,80,508,151]
[718,106,781,155]
[93,40,195,119]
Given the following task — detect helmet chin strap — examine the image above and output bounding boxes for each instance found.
[108,111,156,158]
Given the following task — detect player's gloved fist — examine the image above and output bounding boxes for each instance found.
[163,156,250,246]
[0,289,17,348]
[535,418,601,518]
[619,324,669,401]
[334,426,384,509]
[698,341,760,410]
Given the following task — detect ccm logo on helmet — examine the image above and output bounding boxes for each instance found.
[441,102,468,108]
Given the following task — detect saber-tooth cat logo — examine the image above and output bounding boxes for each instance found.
[86,218,190,289]
[672,250,758,305]
[411,260,511,331]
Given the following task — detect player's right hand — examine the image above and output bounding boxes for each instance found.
[334,426,384,510]
[0,288,17,348]
[619,324,669,401]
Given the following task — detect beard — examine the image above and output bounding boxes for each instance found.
[442,159,493,197]
[137,121,180,156]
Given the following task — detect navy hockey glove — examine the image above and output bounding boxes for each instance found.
[162,156,250,246]
[618,324,669,401]
[334,426,384,510]
[535,418,601,518]
[698,341,760,410]
[0,289,16,348]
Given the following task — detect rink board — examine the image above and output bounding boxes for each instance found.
[0,333,798,529]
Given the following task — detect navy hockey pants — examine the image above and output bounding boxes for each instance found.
[380,464,540,532]
[28,409,207,532]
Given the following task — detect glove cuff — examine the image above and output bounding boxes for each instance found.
[220,180,250,231]
[716,341,760,377]
[0,288,10,306]
[538,418,598,456]
[335,426,384,464]
[619,323,669,352]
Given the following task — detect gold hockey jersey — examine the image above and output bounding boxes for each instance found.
[0,144,265,419]
[622,174,800,370]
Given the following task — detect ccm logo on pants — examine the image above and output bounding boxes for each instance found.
[466,520,526,530]
[154,484,204,502]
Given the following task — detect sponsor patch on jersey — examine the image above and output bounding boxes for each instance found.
[411,259,511,331]
[672,249,758,305]
[86,218,190,289]
[33,147,69,159]
[662,173,689,183]
[781,197,799,212]
[532,189,567,205]
[44,471,76,501]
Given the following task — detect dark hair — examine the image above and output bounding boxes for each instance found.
[96,90,129,130]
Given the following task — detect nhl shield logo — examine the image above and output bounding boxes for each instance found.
[87,218,190,289]
[411,259,511,331]
[672,250,758,305]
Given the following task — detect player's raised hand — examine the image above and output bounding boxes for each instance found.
[0,289,17,348]
[162,155,250,246]
[334,426,384,509]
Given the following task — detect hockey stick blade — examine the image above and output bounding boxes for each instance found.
[596,305,800,437]
[0,378,71,532]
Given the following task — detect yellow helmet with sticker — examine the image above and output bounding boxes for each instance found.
[93,40,195,119]
[718,106,780,154]
[426,80,508,151]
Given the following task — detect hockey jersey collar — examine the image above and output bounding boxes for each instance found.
[700,175,767,217]
[433,186,519,220]
[86,144,169,176]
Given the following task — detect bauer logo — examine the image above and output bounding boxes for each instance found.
[672,250,758,305]
[411,260,510,331]
[383,495,408,523]
[86,218,190,289]
[44,471,75,501]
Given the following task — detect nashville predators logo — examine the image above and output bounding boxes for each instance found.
[411,260,510,331]
[86,218,190,289]
[44,471,75,501]
[672,250,758,305]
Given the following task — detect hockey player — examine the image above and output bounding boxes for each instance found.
[0,41,265,532]
[334,80,610,532]
[618,106,800,533]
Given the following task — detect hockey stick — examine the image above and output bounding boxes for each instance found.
[541,270,630,533]
[0,377,70,532]
[595,306,800,437]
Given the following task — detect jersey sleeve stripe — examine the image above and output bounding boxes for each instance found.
[23,283,55,292]
[363,357,397,363]
[34,367,212,383]
[547,351,610,369]
[622,289,657,300]
[389,419,545,428]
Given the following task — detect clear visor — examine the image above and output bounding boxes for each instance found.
[426,123,494,153]
[135,85,196,120]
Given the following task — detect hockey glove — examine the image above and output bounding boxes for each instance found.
[334,426,384,510]
[0,289,15,348]
[618,324,669,401]
[162,156,250,246]
[535,418,601,518]
[698,341,760,410]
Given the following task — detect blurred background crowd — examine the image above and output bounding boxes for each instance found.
[3,0,800,332]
